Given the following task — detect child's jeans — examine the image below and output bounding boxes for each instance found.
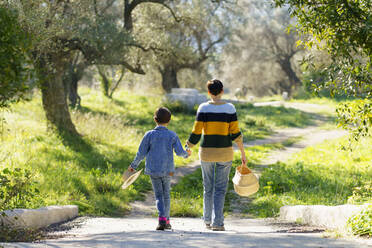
[150,175,171,218]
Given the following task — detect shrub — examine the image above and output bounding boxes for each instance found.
[0,167,44,242]
[347,205,372,237]
[0,167,44,211]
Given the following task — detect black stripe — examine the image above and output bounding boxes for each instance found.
[230,132,242,141]
[201,135,233,148]
[188,133,201,145]
[196,112,237,122]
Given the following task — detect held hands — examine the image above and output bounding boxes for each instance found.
[186,149,192,157]
[185,144,192,157]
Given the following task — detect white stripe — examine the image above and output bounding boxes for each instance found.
[197,102,236,114]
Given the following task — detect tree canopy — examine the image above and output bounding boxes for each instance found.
[274,0,371,140]
[0,7,32,108]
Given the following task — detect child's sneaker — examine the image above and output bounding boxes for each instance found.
[165,219,172,229]
[205,224,211,230]
[156,217,167,231]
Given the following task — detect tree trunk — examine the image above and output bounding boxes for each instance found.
[160,67,180,93]
[124,0,133,31]
[37,56,79,135]
[64,63,84,108]
[97,65,111,98]
[278,56,301,96]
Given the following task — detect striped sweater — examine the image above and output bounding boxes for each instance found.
[187,101,243,162]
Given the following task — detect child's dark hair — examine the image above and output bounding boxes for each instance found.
[154,107,171,124]
[207,79,223,96]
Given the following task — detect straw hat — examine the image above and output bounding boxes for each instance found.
[121,168,143,190]
[232,165,259,197]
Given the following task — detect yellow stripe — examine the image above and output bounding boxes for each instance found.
[229,121,240,134]
[192,121,204,135]
[203,122,229,135]
[199,147,234,162]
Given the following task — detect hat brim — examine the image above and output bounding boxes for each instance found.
[121,169,143,190]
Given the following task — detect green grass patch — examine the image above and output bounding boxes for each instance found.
[248,136,372,218]
[235,103,314,141]
[281,136,303,147]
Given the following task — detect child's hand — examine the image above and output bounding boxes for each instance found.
[128,167,135,172]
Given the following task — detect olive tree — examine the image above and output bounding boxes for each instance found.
[219,0,303,97]
[133,0,234,92]
[273,0,371,140]
[3,0,172,135]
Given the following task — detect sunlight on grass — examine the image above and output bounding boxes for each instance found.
[248,136,372,217]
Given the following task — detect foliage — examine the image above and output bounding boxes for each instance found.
[250,136,372,217]
[273,0,371,140]
[337,100,372,143]
[274,0,371,97]
[0,168,44,211]
[0,226,43,242]
[347,205,372,237]
[0,7,32,108]
[0,167,45,242]
[348,182,372,204]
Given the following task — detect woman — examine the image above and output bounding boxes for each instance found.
[186,79,246,231]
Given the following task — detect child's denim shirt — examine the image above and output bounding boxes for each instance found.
[130,126,188,176]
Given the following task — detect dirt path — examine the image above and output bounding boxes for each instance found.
[4,102,370,248]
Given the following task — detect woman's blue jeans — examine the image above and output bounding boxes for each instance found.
[201,161,232,227]
[150,175,171,218]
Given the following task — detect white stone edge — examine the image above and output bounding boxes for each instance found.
[0,205,78,230]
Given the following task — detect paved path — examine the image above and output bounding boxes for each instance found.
[3,218,371,247]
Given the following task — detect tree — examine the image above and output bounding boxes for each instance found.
[0,7,32,108]
[97,65,126,98]
[219,0,303,97]
[133,0,234,92]
[273,0,371,139]
[3,0,172,135]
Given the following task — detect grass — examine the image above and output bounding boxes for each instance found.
[247,136,372,218]
[0,87,321,216]
[235,103,314,141]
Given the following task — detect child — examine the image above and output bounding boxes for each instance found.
[128,107,191,230]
